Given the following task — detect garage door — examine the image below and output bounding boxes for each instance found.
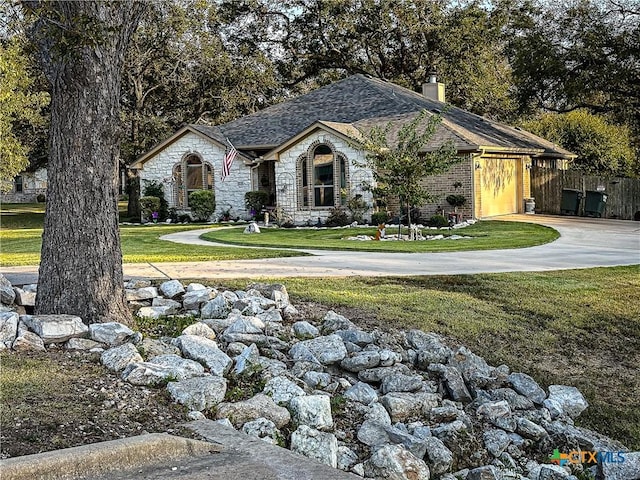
[480,158,517,217]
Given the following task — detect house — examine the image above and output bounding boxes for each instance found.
[0,168,48,203]
[131,74,575,223]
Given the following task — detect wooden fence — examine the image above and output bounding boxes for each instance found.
[531,167,640,220]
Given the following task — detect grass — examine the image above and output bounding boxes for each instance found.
[216,266,640,449]
[0,203,307,266]
[200,220,559,252]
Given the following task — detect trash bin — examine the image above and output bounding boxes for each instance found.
[560,189,582,215]
[584,190,607,217]
[524,198,535,214]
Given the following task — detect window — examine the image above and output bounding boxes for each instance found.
[173,154,213,207]
[15,176,23,193]
[298,143,348,208]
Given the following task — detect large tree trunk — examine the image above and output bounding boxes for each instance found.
[29,1,145,324]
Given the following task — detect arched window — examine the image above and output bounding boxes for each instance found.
[298,143,349,208]
[173,154,213,208]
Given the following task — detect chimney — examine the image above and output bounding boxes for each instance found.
[422,71,445,102]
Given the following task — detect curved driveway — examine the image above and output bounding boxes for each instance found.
[2,215,638,284]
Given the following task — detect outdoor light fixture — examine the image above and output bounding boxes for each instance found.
[525,163,532,170]
[475,162,482,170]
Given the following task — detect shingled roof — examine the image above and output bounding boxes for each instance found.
[194,74,574,159]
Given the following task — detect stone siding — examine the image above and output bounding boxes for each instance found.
[1,169,48,203]
[137,132,250,219]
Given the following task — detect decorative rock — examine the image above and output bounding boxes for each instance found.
[137,337,180,359]
[222,316,264,336]
[341,351,381,372]
[467,465,504,480]
[357,420,390,447]
[125,279,151,289]
[483,429,512,457]
[423,436,454,475]
[242,417,282,445]
[186,283,208,292]
[166,375,227,411]
[22,314,88,344]
[136,306,174,319]
[290,394,333,430]
[221,333,289,350]
[0,275,16,305]
[0,311,19,347]
[12,331,46,351]
[429,405,462,424]
[385,426,429,459]
[543,385,588,419]
[598,451,640,480]
[381,392,440,423]
[508,372,547,405]
[122,358,202,386]
[89,322,134,347]
[344,382,378,405]
[66,337,104,351]
[337,445,359,471]
[290,425,338,468]
[364,444,430,480]
[247,283,290,309]
[215,393,290,428]
[381,373,424,394]
[489,388,535,411]
[289,334,347,365]
[257,309,283,324]
[263,376,306,405]
[125,286,158,301]
[152,297,182,309]
[181,322,217,340]
[159,279,185,298]
[302,371,332,389]
[477,400,516,432]
[150,353,205,378]
[232,343,260,375]
[182,289,213,311]
[516,417,548,440]
[321,310,357,334]
[358,364,411,383]
[173,335,232,376]
[101,343,143,372]
[13,287,36,306]
[334,329,374,346]
[429,364,472,403]
[292,321,319,339]
[201,295,231,319]
[379,349,402,367]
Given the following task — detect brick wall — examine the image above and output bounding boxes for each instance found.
[418,155,474,221]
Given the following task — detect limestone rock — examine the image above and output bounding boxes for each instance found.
[222,316,264,336]
[429,364,472,403]
[334,329,374,346]
[483,429,511,457]
[201,295,231,319]
[358,364,411,383]
[321,310,357,334]
[232,343,261,375]
[89,322,134,347]
[516,417,547,440]
[173,334,232,376]
[22,314,88,344]
[125,279,151,289]
[215,393,290,428]
[136,306,175,319]
[137,337,180,359]
[357,419,391,447]
[597,451,640,480]
[364,444,430,480]
[290,425,338,468]
[381,392,440,423]
[263,376,306,405]
[289,334,347,365]
[477,400,516,432]
[167,375,227,411]
[242,417,283,445]
[302,371,332,389]
[182,289,213,311]
[543,385,588,419]
[125,286,158,301]
[508,372,547,405]
[0,311,19,347]
[181,322,216,340]
[341,351,381,372]
[12,331,45,351]
[385,426,429,459]
[0,275,16,305]
[13,286,36,306]
[381,373,424,394]
[423,436,454,475]
[467,465,504,480]
[292,321,319,339]
[159,279,185,298]
[101,343,143,372]
[66,337,104,351]
[344,382,379,405]
[337,446,359,471]
[289,394,333,430]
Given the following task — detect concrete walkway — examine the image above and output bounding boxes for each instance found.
[2,215,639,285]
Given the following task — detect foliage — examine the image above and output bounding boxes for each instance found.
[224,365,266,403]
[428,215,450,228]
[188,189,216,222]
[142,180,169,220]
[347,194,369,224]
[36,193,45,203]
[244,191,269,219]
[523,110,636,177]
[139,196,160,220]
[359,109,462,234]
[325,207,351,227]
[0,37,49,189]
[135,314,196,339]
[370,211,389,225]
[446,194,467,208]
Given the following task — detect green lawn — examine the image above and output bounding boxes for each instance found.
[217,267,640,449]
[200,220,559,252]
[0,203,307,266]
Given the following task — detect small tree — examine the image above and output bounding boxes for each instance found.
[244,191,269,219]
[189,189,215,222]
[359,110,462,236]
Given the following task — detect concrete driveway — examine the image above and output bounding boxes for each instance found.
[2,215,638,284]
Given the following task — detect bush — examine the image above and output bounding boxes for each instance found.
[188,189,216,222]
[325,207,350,227]
[427,214,449,228]
[347,194,369,224]
[142,181,169,220]
[446,194,467,208]
[371,211,388,225]
[244,191,269,219]
[401,207,422,225]
[36,193,45,203]
[140,196,160,221]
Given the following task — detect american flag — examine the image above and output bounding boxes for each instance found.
[221,140,237,181]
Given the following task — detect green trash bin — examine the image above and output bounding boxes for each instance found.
[584,190,607,217]
[560,189,582,215]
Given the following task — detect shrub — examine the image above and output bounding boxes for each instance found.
[142,181,169,220]
[427,214,449,228]
[325,207,350,227]
[347,194,369,224]
[371,211,388,225]
[244,191,269,219]
[36,193,46,203]
[188,189,216,222]
[401,207,422,225]
[446,194,467,209]
[139,196,160,222]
